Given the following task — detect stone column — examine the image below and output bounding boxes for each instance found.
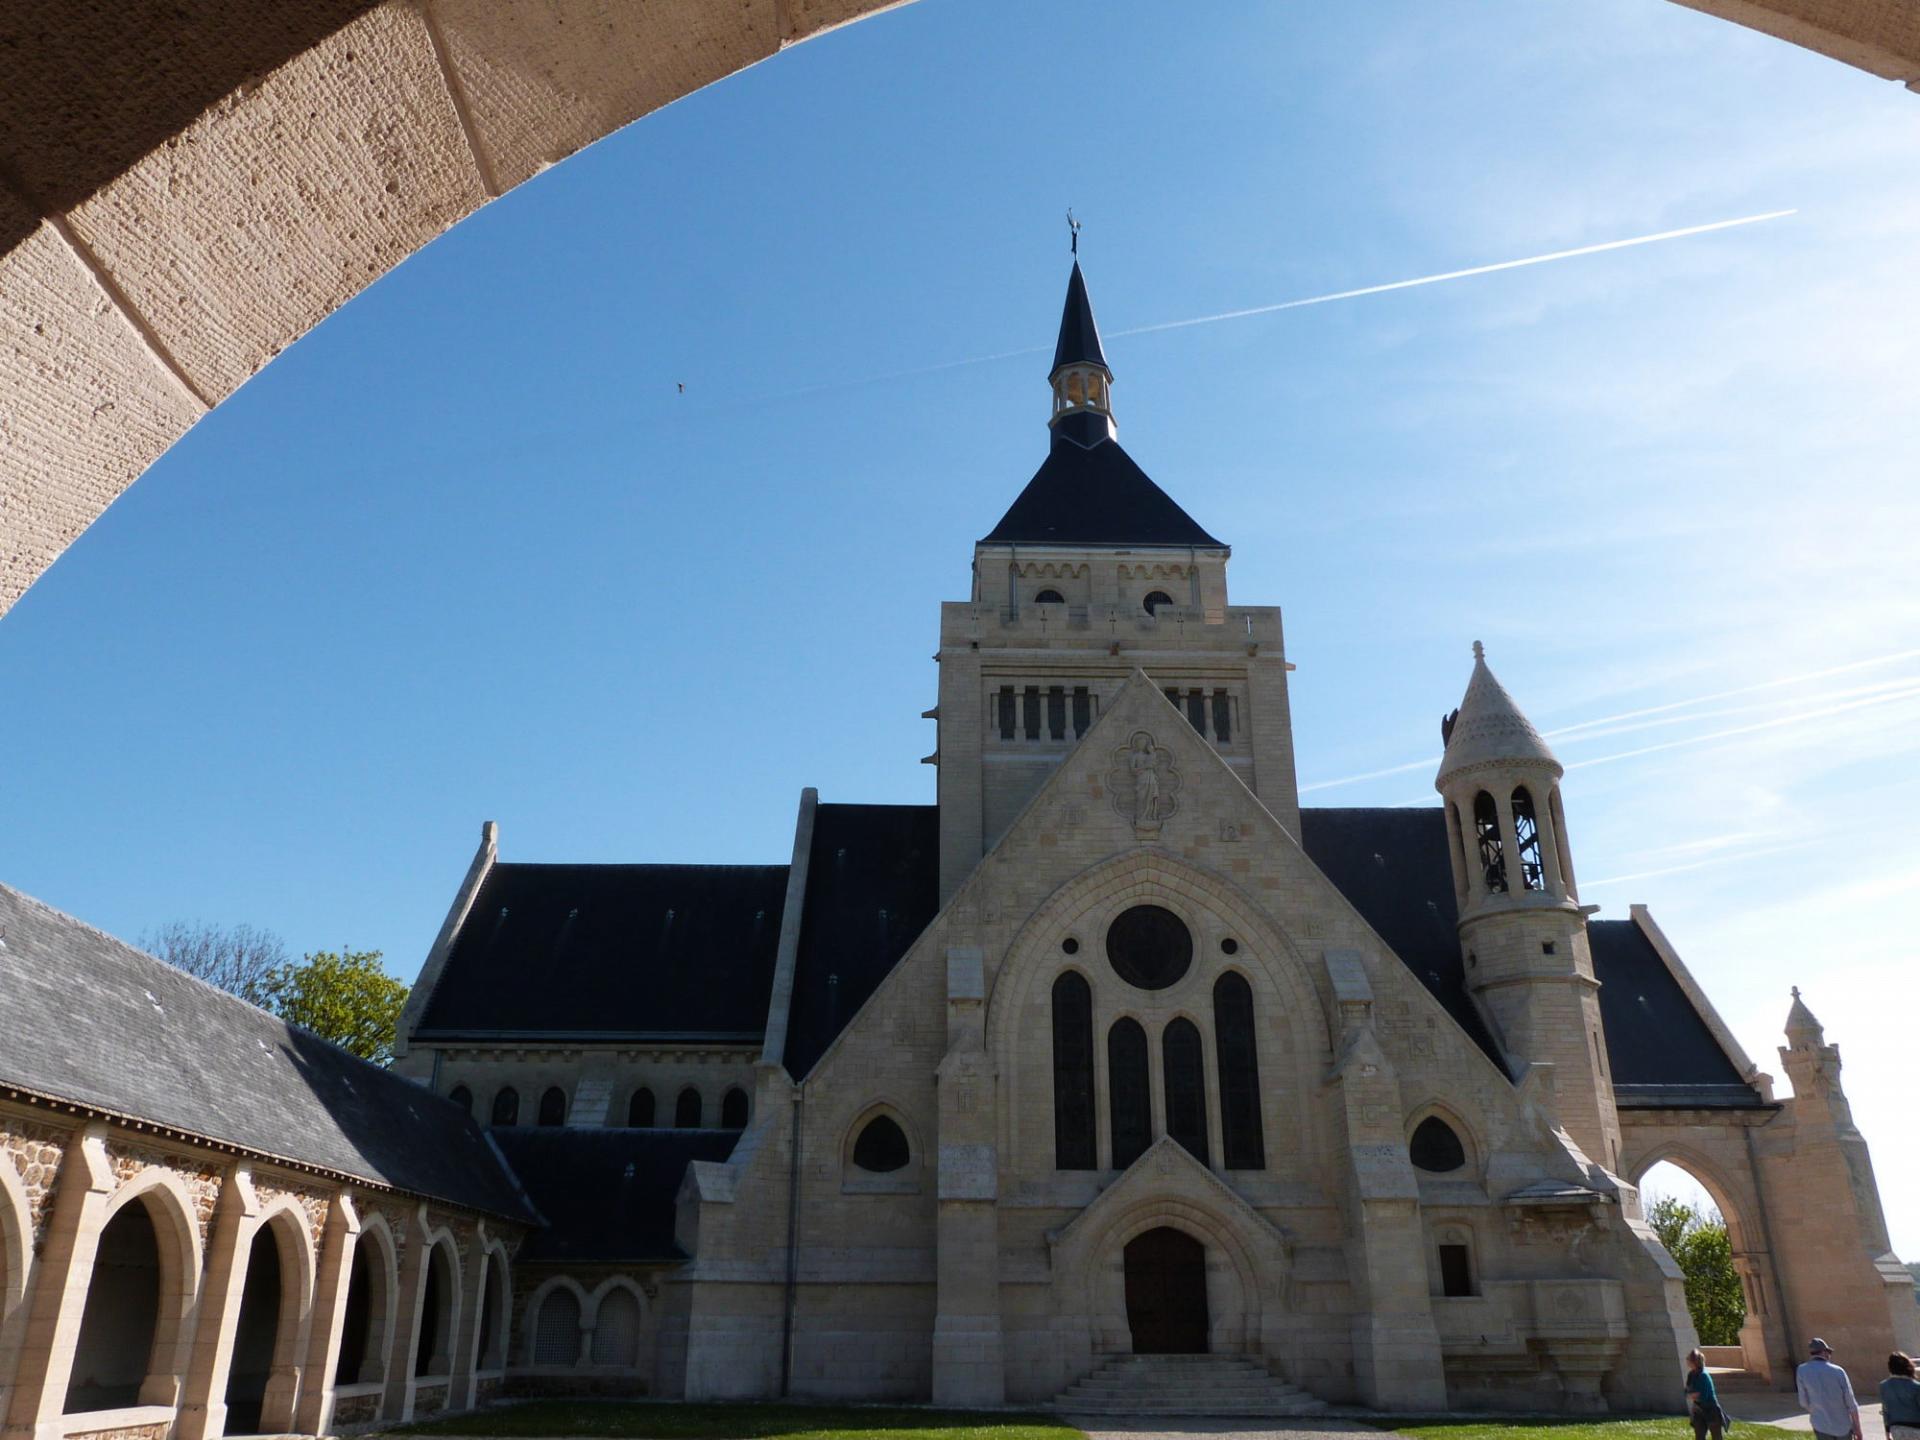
[445,1224,487,1413]
[380,1205,432,1423]
[176,1165,259,1440]
[293,1192,361,1435]
[930,946,1004,1406]
[1,1124,116,1440]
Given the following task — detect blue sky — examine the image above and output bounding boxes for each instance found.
[4,1,1918,1252]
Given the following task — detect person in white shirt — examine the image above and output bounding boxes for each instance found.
[1797,1338,1863,1440]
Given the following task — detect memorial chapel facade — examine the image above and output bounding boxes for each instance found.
[1,263,1913,1438]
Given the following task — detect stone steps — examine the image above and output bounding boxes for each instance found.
[1054,1354,1328,1417]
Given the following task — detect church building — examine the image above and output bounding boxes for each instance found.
[1,261,1913,1435]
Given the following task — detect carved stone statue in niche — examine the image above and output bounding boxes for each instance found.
[1108,730,1180,837]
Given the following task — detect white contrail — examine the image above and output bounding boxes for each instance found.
[1297,661,1920,794]
[1545,645,1920,738]
[1565,684,1920,771]
[742,209,1797,406]
[1109,209,1798,340]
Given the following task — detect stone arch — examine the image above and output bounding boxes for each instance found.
[470,1239,512,1373]
[0,5,1911,622]
[335,1210,398,1387]
[409,1229,462,1380]
[1626,1142,1757,1254]
[224,1198,317,1435]
[0,1152,31,1320]
[64,1169,204,1413]
[586,1278,647,1368]
[988,849,1327,1174]
[1051,1186,1290,1362]
[523,1276,590,1367]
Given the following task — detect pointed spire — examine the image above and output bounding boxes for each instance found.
[1436,641,1561,788]
[1052,261,1109,376]
[1785,986,1824,1042]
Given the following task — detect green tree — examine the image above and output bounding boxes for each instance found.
[263,948,409,1066]
[1647,1193,1746,1345]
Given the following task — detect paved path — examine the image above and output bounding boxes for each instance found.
[1068,1422,1394,1440]
[1726,1395,1888,1440]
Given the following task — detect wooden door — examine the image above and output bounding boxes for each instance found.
[1124,1226,1209,1354]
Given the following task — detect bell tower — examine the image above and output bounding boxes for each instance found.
[1435,642,1621,1173]
[929,256,1302,900]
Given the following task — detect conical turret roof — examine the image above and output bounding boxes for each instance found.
[1785,986,1824,1041]
[1051,260,1108,375]
[1435,642,1561,787]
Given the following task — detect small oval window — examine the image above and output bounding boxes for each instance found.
[1035,589,1065,605]
[1143,590,1174,615]
[1410,1116,1467,1173]
[852,1115,910,1173]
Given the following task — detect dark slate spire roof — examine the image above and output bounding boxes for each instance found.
[980,432,1226,548]
[1052,260,1109,374]
[983,260,1224,550]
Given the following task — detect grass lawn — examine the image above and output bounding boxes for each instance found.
[1393,1420,1802,1440]
[390,1400,1084,1440]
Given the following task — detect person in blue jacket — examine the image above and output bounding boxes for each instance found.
[1687,1348,1726,1440]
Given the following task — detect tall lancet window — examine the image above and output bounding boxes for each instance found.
[1511,787,1546,892]
[1473,790,1507,894]
[1051,972,1097,1170]
[1108,1018,1151,1170]
[1213,973,1265,1169]
[1163,1018,1210,1164]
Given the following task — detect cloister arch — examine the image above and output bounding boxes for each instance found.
[523,1276,590,1368]
[410,1234,461,1380]
[470,1241,512,1374]
[335,1212,398,1387]
[586,1278,647,1368]
[0,1157,30,1320]
[63,1172,203,1415]
[222,1202,315,1436]
[0,2,1913,621]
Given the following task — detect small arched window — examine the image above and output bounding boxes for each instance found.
[1143,590,1174,616]
[1213,973,1265,1170]
[447,1084,472,1116]
[851,1115,910,1173]
[1162,1018,1209,1164]
[675,1088,702,1128]
[532,1289,580,1366]
[1410,1116,1468,1174]
[1034,588,1065,605]
[591,1287,642,1366]
[1473,790,1507,893]
[627,1088,655,1128]
[538,1086,567,1127]
[1051,971,1096,1170]
[490,1087,519,1127]
[720,1088,749,1129]
[1107,1017,1151,1170]
[1512,786,1545,892]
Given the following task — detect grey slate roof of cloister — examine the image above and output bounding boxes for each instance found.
[0,882,535,1220]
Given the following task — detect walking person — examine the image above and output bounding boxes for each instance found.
[1687,1348,1726,1440]
[1883,1353,1920,1440]
[1797,1338,1863,1440]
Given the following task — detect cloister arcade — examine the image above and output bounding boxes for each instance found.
[0,1110,526,1440]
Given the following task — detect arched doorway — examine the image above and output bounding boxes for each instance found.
[1123,1227,1208,1355]
[224,1221,295,1435]
[335,1229,391,1386]
[64,1201,162,1412]
[1635,1154,1780,1381]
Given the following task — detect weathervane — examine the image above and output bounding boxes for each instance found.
[1067,208,1081,256]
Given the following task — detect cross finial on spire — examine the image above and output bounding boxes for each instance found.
[1067,208,1080,257]
[1472,640,1485,662]
[1792,986,1801,999]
